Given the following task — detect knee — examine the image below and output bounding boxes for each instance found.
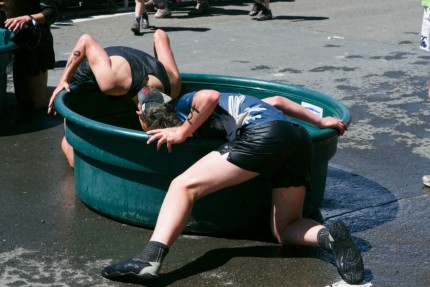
[170,176,202,202]
[271,217,302,245]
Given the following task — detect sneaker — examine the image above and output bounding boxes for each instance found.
[249,2,264,16]
[131,19,140,34]
[141,13,149,29]
[256,9,272,21]
[329,221,365,285]
[101,258,161,282]
[423,175,430,187]
[188,1,210,16]
[154,8,172,18]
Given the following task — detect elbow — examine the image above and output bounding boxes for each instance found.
[263,96,284,109]
[196,89,221,106]
[40,6,60,25]
[206,89,221,103]
[153,29,169,43]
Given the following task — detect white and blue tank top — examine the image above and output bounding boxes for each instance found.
[175,92,297,140]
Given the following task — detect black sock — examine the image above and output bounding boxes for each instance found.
[135,16,141,22]
[133,241,169,263]
[317,228,333,251]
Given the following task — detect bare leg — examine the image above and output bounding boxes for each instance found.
[150,151,258,246]
[27,72,49,109]
[152,29,181,99]
[101,151,259,281]
[271,186,324,246]
[132,0,148,34]
[263,0,270,10]
[271,186,365,284]
[135,0,146,17]
[61,136,74,168]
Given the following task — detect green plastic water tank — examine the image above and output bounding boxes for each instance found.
[55,74,351,234]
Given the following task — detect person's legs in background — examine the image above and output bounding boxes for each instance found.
[13,61,49,111]
[153,0,172,19]
[131,0,149,35]
[249,0,272,21]
[188,0,210,16]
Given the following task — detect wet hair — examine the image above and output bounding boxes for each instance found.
[137,86,181,130]
[140,102,182,130]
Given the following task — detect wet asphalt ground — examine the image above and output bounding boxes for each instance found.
[1,0,430,286]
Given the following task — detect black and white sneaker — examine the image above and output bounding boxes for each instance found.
[141,13,149,29]
[329,221,365,284]
[256,9,272,21]
[249,2,264,16]
[131,20,140,35]
[101,258,161,282]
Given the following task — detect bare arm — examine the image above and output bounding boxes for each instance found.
[263,96,347,135]
[48,34,113,114]
[3,0,58,32]
[147,89,220,152]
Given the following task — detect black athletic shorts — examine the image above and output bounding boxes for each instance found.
[217,120,313,191]
[13,26,55,76]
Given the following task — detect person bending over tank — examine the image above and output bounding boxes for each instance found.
[47,29,181,168]
[101,89,365,285]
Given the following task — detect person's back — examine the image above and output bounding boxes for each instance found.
[176,92,296,140]
[73,46,172,99]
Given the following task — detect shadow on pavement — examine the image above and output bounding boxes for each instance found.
[0,90,63,137]
[109,166,394,285]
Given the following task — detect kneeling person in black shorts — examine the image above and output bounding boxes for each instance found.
[102,89,364,285]
[1,0,58,110]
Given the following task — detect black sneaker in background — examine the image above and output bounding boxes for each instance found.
[131,20,140,35]
[256,9,273,21]
[141,13,149,29]
[249,2,264,17]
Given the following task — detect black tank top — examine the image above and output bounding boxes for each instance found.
[73,46,171,99]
